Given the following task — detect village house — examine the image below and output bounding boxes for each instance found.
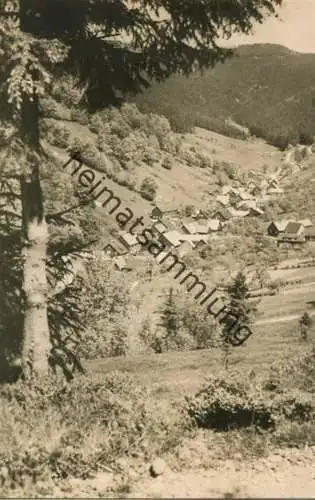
[298,219,313,228]
[305,227,315,241]
[222,185,234,195]
[151,202,178,220]
[228,207,250,218]
[182,219,221,235]
[282,222,305,241]
[176,240,195,258]
[207,219,221,231]
[178,234,210,244]
[267,220,290,237]
[118,231,142,254]
[159,230,182,249]
[216,195,230,207]
[113,255,133,272]
[266,186,284,195]
[103,240,129,257]
[213,208,231,222]
[238,201,264,216]
[228,187,252,206]
[151,220,168,236]
[237,187,253,201]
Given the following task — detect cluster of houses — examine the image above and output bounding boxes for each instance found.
[215,175,286,220]
[91,147,314,270]
[267,219,315,245]
[100,202,225,271]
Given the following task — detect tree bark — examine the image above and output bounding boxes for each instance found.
[20,89,51,380]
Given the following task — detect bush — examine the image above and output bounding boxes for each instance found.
[269,346,315,393]
[0,371,184,494]
[110,118,132,139]
[139,177,157,201]
[51,76,84,109]
[78,261,130,359]
[41,120,71,148]
[120,102,147,130]
[185,373,275,431]
[68,139,101,170]
[70,108,90,126]
[162,157,173,170]
[272,390,314,422]
[40,97,59,118]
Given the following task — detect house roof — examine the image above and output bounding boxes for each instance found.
[270,220,290,232]
[152,200,178,213]
[266,187,284,194]
[183,219,220,234]
[104,240,129,255]
[228,208,250,218]
[305,227,315,237]
[214,208,231,220]
[207,219,221,231]
[113,255,127,270]
[216,195,230,206]
[284,222,304,235]
[237,188,252,200]
[178,240,195,249]
[119,232,139,247]
[298,219,313,228]
[238,201,264,215]
[182,221,198,234]
[153,221,168,233]
[222,185,233,195]
[178,234,210,243]
[161,230,182,247]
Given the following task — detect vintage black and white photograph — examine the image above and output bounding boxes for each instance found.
[0,0,314,497]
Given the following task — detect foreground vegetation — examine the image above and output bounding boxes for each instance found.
[0,346,314,496]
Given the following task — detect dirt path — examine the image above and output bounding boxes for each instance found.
[127,447,315,498]
[50,447,315,498]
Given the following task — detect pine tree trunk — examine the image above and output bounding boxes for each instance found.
[20,92,51,380]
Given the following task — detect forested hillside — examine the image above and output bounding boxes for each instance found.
[132,43,315,149]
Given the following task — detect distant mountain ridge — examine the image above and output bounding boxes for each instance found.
[131,43,315,149]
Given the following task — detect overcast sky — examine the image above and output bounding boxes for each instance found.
[222,0,315,53]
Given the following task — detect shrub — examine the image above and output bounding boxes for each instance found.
[89,113,111,134]
[0,371,184,493]
[120,102,146,129]
[197,151,213,169]
[78,261,130,359]
[68,139,100,170]
[185,373,275,431]
[70,108,90,126]
[0,121,16,146]
[41,120,71,148]
[39,97,59,118]
[111,131,148,165]
[272,389,315,422]
[51,76,84,109]
[183,204,194,217]
[161,157,173,170]
[139,177,157,201]
[269,346,315,393]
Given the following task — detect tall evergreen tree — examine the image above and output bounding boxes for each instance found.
[159,287,179,341]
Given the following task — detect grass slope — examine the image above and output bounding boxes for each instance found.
[132,43,315,148]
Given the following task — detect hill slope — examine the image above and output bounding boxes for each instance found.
[132,43,315,148]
